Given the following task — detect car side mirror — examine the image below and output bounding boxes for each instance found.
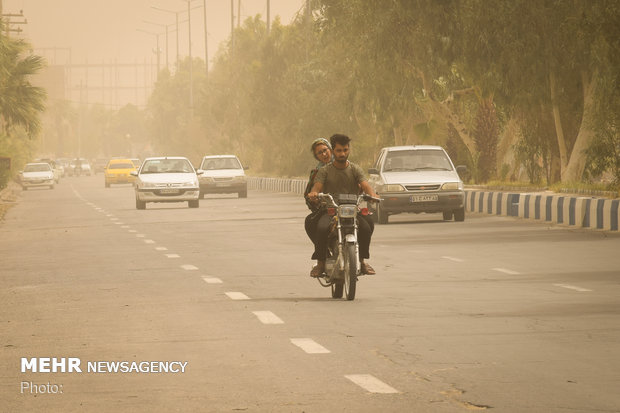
[130,171,138,176]
[368,168,379,175]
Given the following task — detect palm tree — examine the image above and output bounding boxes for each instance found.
[0,22,47,136]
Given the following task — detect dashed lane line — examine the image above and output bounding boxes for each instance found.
[442,256,464,262]
[181,264,198,271]
[155,247,168,251]
[554,283,592,292]
[252,311,284,325]
[344,374,399,394]
[165,254,180,258]
[225,292,250,300]
[202,276,223,284]
[144,239,155,244]
[492,268,520,275]
[136,234,145,238]
[290,338,331,354]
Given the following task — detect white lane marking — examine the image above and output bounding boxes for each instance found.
[345,374,399,394]
[442,256,464,262]
[492,268,520,275]
[155,247,168,251]
[202,276,223,284]
[128,230,137,233]
[554,284,592,292]
[121,225,130,229]
[181,264,198,271]
[144,239,155,244]
[290,338,331,354]
[114,222,123,225]
[252,311,284,324]
[106,214,113,217]
[225,292,250,300]
[136,234,145,238]
[165,254,180,258]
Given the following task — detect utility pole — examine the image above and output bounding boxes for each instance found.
[237,0,241,28]
[266,0,270,35]
[230,0,234,53]
[187,0,193,111]
[203,0,208,78]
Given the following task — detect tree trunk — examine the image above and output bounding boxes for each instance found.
[549,71,568,172]
[561,70,597,182]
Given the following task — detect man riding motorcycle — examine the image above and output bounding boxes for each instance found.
[308,134,379,277]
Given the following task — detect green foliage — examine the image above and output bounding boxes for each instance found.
[140,0,619,181]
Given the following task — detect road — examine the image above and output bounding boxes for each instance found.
[2,175,620,412]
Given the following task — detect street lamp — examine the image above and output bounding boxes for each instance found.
[142,20,173,71]
[151,6,181,71]
[137,29,163,77]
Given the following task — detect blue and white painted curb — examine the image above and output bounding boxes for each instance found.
[247,177,619,232]
[464,191,619,231]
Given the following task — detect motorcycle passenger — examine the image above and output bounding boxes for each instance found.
[304,138,333,259]
[308,134,379,278]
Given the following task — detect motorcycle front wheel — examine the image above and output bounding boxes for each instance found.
[344,243,358,300]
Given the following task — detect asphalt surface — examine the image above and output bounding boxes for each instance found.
[2,175,620,412]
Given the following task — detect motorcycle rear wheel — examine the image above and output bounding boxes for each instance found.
[331,280,344,298]
[344,243,357,300]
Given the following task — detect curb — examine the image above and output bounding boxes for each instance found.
[465,190,619,231]
[247,177,620,232]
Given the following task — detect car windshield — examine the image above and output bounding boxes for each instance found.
[109,163,134,169]
[141,159,193,173]
[201,157,241,170]
[24,164,51,172]
[383,150,453,172]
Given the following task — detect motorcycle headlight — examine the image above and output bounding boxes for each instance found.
[338,205,357,218]
[441,182,463,190]
[382,184,405,192]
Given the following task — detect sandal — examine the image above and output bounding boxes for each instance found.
[310,265,324,278]
[361,262,376,275]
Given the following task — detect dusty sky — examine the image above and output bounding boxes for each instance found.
[3,0,304,107]
[4,0,304,64]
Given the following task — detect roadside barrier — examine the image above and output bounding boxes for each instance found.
[464,190,619,231]
[248,177,619,232]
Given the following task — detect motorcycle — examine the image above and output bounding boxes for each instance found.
[316,193,381,301]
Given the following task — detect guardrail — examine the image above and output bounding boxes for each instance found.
[248,177,620,232]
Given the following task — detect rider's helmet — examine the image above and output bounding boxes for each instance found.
[310,138,332,160]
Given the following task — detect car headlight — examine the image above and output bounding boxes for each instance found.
[200,177,215,183]
[231,175,246,182]
[182,181,198,188]
[441,182,463,190]
[140,181,157,188]
[382,184,405,192]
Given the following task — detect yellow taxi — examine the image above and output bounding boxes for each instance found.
[104,159,137,188]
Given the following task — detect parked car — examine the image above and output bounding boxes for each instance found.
[104,159,137,187]
[197,155,248,198]
[19,163,55,190]
[132,157,201,209]
[69,158,92,176]
[368,145,466,224]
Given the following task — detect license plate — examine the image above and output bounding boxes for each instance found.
[411,194,438,202]
[159,188,180,194]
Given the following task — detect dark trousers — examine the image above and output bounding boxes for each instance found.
[305,211,321,259]
[313,212,374,261]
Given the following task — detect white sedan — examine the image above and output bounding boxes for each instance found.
[20,163,56,190]
[132,157,201,210]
